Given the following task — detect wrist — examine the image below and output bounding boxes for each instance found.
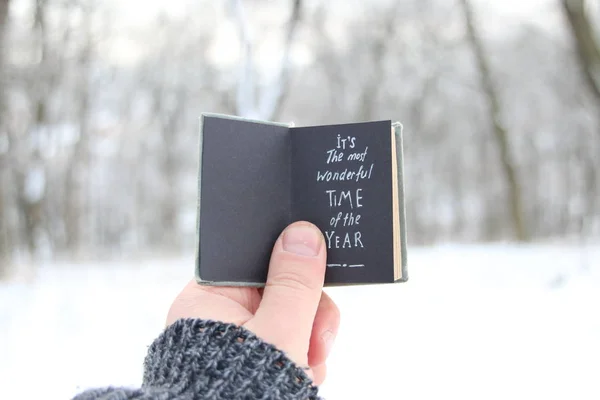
[142,318,320,400]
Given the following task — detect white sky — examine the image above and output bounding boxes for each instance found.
[10,0,562,67]
[8,0,561,31]
[104,0,561,66]
[101,0,557,27]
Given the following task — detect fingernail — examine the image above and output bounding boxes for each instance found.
[282,224,322,257]
[321,330,335,357]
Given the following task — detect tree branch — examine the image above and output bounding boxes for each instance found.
[562,0,600,101]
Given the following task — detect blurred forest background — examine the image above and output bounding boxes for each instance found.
[0,0,599,275]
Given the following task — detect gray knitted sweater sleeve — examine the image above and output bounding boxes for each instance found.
[73,319,321,400]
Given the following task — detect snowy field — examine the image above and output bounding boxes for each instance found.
[1,244,599,400]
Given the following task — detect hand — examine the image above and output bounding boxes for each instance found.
[166,221,340,386]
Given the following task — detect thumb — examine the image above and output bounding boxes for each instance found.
[246,221,326,365]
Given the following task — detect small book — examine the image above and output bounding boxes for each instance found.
[195,113,408,286]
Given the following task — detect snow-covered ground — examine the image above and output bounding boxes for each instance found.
[1,244,599,400]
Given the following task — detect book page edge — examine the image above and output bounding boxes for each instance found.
[392,121,408,282]
[391,125,401,281]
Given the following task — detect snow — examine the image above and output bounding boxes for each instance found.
[1,244,599,400]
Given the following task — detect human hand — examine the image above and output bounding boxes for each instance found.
[166,221,340,385]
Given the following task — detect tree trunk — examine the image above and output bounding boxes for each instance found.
[0,0,8,86]
[562,0,600,102]
[562,0,600,243]
[232,0,303,120]
[260,0,302,121]
[0,0,11,272]
[19,0,50,258]
[65,3,92,253]
[356,11,395,121]
[460,0,528,241]
[158,87,185,249]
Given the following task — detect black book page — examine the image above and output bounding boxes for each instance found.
[197,115,291,283]
[291,121,395,284]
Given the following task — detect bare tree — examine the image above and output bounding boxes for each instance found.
[562,0,600,101]
[231,0,302,120]
[0,0,8,97]
[16,0,51,257]
[148,76,187,248]
[0,0,10,272]
[561,0,600,241]
[355,9,396,121]
[64,0,93,253]
[460,0,528,241]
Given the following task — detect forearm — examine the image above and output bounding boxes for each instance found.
[73,319,320,400]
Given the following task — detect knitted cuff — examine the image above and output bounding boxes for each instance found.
[142,319,320,400]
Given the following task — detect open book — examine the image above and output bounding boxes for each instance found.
[195,113,408,286]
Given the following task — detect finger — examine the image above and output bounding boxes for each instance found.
[311,363,327,386]
[308,291,340,367]
[247,221,326,364]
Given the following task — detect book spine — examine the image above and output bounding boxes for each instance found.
[194,115,205,284]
